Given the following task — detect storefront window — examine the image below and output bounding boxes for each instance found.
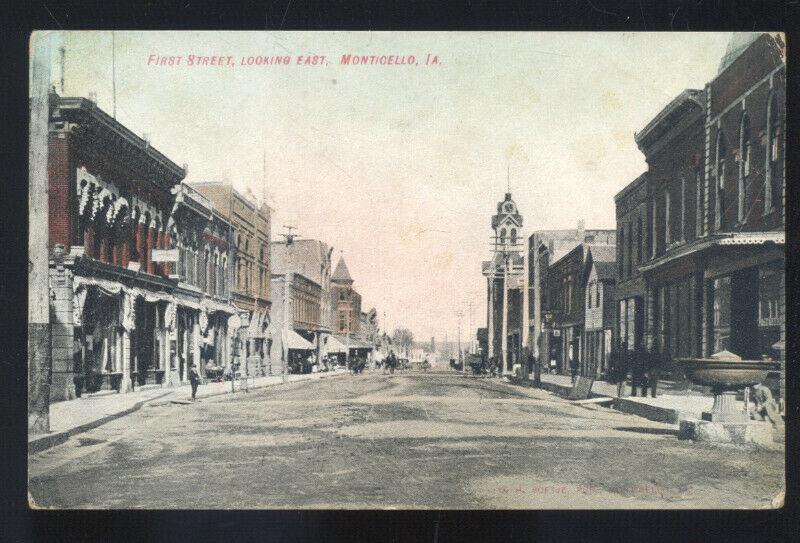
[758,262,784,359]
[626,298,636,351]
[712,276,732,354]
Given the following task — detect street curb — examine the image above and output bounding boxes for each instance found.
[190,371,349,401]
[505,376,691,425]
[29,372,350,454]
[28,390,174,455]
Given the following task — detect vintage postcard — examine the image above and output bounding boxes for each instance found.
[28,31,785,509]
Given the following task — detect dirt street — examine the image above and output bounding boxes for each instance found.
[29,372,784,509]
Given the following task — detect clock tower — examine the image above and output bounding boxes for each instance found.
[483,192,525,375]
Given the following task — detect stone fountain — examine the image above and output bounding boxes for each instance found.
[677,351,781,445]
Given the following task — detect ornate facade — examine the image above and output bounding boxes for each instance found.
[47,94,185,399]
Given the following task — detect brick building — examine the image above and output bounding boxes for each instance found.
[329,256,363,364]
[271,238,335,331]
[189,182,272,376]
[633,87,707,361]
[613,173,649,355]
[47,94,185,398]
[269,272,322,374]
[543,240,615,375]
[270,239,336,371]
[624,33,785,386]
[169,183,238,383]
[530,226,615,375]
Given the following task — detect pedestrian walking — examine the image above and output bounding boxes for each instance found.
[569,342,579,384]
[188,362,201,401]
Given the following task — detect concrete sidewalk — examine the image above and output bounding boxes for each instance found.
[29,369,350,453]
[510,373,742,425]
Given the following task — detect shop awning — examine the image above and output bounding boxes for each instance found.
[285,329,314,351]
[324,335,348,354]
[639,232,785,274]
[332,335,373,351]
[74,276,172,303]
[202,300,237,315]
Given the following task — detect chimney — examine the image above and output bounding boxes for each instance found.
[88,92,97,104]
[577,219,585,241]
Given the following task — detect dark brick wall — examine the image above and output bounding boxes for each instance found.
[47,133,72,249]
[647,114,705,254]
[707,53,785,233]
[709,34,784,119]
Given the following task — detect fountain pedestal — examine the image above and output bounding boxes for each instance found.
[677,356,781,446]
[701,389,749,423]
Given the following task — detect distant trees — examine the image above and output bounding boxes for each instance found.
[392,327,414,357]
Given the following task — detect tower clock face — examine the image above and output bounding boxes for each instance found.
[504,203,513,212]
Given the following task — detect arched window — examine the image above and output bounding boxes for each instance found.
[499,228,506,247]
[738,112,751,222]
[765,91,781,211]
[715,130,727,230]
[510,228,517,246]
[221,255,228,296]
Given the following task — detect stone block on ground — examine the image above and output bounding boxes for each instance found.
[678,418,776,446]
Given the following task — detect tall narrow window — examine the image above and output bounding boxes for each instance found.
[664,190,671,246]
[636,217,643,264]
[618,227,624,278]
[715,130,727,230]
[695,170,703,238]
[651,198,658,258]
[738,112,750,223]
[680,176,686,241]
[765,92,780,212]
[626,223,632,277]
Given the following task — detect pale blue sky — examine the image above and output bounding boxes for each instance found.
[41,31,739,341]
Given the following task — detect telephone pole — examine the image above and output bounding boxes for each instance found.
[456,310,464,374]
[29,33,52,434]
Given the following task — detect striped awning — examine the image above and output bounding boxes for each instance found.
[285,329,314,351]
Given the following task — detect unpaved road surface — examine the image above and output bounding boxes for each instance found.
[29,372,784,509]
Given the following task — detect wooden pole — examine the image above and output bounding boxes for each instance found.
[29,32,52,434]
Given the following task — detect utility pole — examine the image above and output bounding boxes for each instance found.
[29,32,52,434]
[532,233,542,387]
[111,31,116,119]
[467,301,473,354]
[501,253,509,375]
[456,310,464,374]
[490,233,523,377]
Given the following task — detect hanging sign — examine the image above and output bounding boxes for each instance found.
[151,249,179,262]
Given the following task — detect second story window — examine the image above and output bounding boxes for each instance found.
[664,189,671,246]
[618,227,625,278]
[650,197,658,258]
[626,223,633,276]
[695,171,703,238]
[715,130,727,231]
[636,217,643,264]
[765,91,781,212]
[738,112,751,223]
[680,176,686,242]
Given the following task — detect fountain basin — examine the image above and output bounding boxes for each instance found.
[677,358,780,390]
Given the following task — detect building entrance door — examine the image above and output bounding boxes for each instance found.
[731,267,760,359]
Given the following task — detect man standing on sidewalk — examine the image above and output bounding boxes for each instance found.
[188,363,201,401]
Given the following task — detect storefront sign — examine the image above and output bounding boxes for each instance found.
[151,249,179,262]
